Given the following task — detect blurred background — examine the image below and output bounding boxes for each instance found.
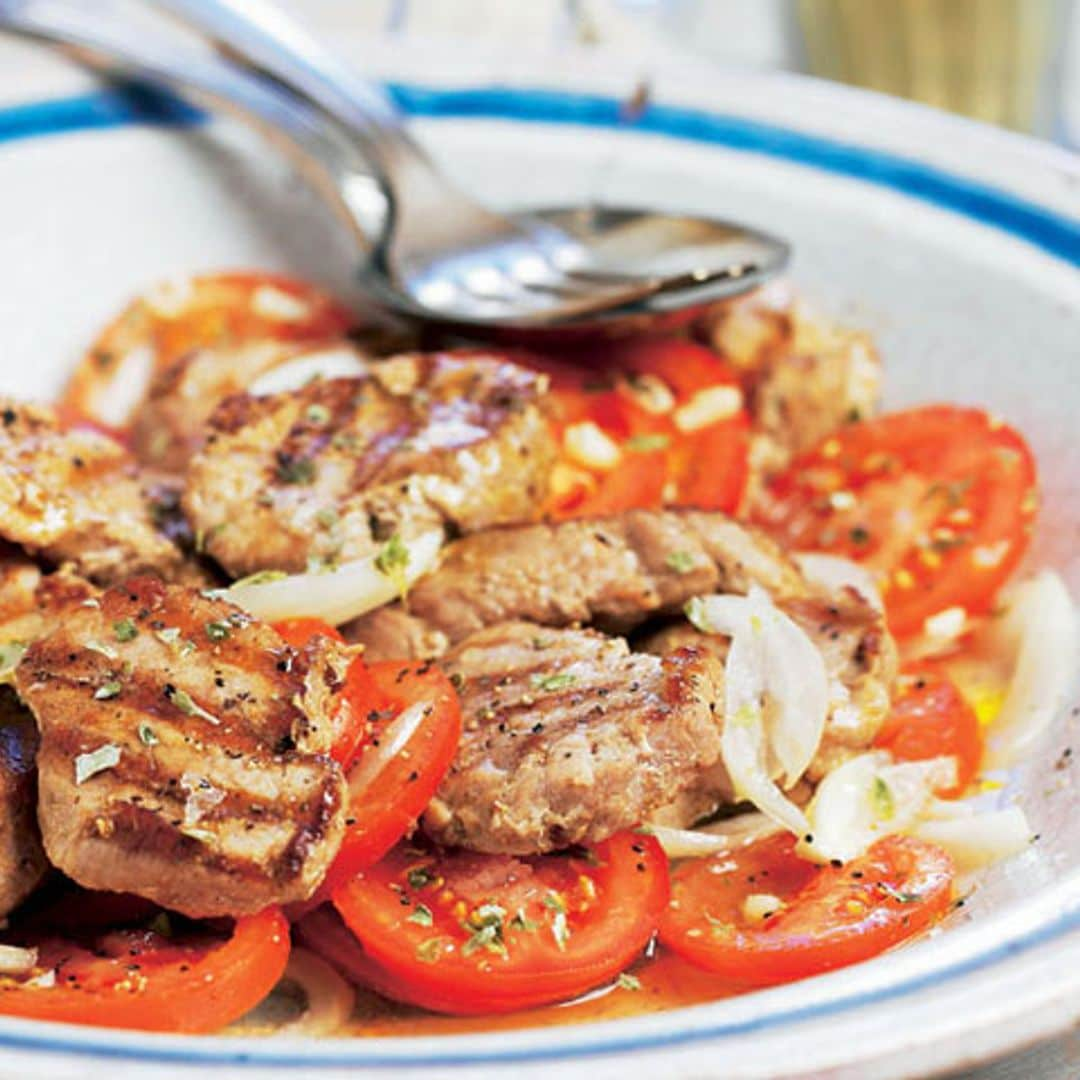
[297,0,1080,147]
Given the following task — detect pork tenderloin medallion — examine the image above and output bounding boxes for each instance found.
[182,351,556,578]
[0,400,186,585]
[14,577,350,918]
[423,621,726,855]
[345,508,804,658]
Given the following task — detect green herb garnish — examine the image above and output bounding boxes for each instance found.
[530,672,576,693]
[407,903,434,927]
[665,550,696,574]
[0,641,27,682]
[164,686,219,725]
[407,867,435,890]
[74,744,121,784]
[625,433,670,453]
[872,776,895,820]
[113,618,138,643]
[275,455,316,485]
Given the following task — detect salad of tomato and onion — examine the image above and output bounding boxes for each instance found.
[0,271,1070,1039]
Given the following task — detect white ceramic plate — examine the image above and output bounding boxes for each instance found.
[0,36,1077,1080]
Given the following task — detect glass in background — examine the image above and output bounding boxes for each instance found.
[796,0,1071,136]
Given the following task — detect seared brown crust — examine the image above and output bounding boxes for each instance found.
[183,353,556,578]
[699,289,882,494]
[129,335,421,473]
[14,577,349,917]
[347,509,804,658]
[423,622,726,854]
[0,400,185,585]
[0,689,48,918]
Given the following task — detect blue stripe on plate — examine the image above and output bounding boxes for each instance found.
[2,83,1073,266]
[0,904,1077,1067]
[0,86,202,142]
[0,79,1077,1066]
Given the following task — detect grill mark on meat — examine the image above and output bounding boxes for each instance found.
[0,399,186,585]
[346,509,805,657]
[183,352,556,578]
[424,622,726,854]
[14,577,349,917]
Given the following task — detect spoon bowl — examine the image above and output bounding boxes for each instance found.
[0,0,790,340]
[359,204,790,340]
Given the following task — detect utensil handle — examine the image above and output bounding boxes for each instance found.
[150,0,430,178]
[0,0,387,244]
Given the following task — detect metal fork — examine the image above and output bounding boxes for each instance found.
[149,0,789,327]
[0,0,790,333]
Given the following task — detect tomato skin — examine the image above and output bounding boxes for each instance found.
[874,667,982,798]
[609,338,750,514]
[532,338,750,518]
[753,406,1038,636]
[60,271,356,432]
[317,661,463,897]
[660,834,954,986]
[0,908,289,1033]
[332,831,670,1014]
[295,905,410,1001]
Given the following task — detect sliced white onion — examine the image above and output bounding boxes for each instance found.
[346,699,427,799]
[912,807,1033,872]
[758,596,831,786]
[221,530,443,626]
[793,552,884,612]
[647,813,783,859]
[228,948,355,1037]
[798,752,956,864]
[690,585,828,791]
[0,945,37,976]
[981,571,1078,769]
[248,346,368,396]
[720,616,810,837]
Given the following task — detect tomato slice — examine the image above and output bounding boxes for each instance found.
[295,905,410,1000]
[0,908,288,1032]
[660,833,954,986]
[60,271,356,431]
[315,661,462,898]
[530,338,749,518]
[874,666,982,798]
[332,831,670,1014]
[753,406,1038,636]
[606,338,750,513]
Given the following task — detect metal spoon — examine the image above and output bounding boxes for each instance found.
[0,0,790,337]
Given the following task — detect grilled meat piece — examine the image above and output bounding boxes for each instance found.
[14,577,349,918]
[346,509,804,658]
[700,288,881,488]
[0,400,185,585]
[424,622,725,854]
[0,689,48,918]
[130,330,413,474]
[0,555,99,671]
[183,352,556,578]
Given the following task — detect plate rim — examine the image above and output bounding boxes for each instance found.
[0,63,1076,1073]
